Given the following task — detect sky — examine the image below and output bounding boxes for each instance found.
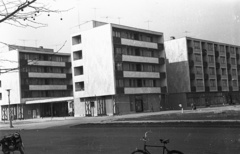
[0,0,240,53]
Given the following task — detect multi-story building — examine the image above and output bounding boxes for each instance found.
[0,45,73,120]
[165,37,240,109]
[71,20,167,117]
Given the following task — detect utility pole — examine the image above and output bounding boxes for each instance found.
[6,89,13,128]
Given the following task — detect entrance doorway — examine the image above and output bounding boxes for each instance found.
[135,96,143,112]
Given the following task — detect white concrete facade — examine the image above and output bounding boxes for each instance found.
[71,21,167,117]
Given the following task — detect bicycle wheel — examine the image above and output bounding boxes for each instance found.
[131,150,147,154]
[168,150,184,154]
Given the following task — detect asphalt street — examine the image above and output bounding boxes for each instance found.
[0,126,240,154]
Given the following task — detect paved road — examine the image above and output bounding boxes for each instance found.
[0,125,240,154]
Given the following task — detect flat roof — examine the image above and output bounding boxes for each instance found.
[165,37,240,47]
[25,97,73,104]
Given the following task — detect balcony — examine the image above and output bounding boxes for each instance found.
[29,85,67,90]
[123,71,160,78]
[122,55,159,64]
[29,60,66,67]
[28,72,67,78]
[121,38,158,49]
[124,87,161,94]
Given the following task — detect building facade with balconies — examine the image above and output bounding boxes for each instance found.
[71,21,167,117]
[165,37,240,109]
[0,45,73,121]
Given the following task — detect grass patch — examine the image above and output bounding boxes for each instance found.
[119,110,240,121]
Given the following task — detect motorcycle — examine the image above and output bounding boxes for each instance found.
[0,132,24,154]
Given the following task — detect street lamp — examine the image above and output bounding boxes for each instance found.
[6,89,13,128]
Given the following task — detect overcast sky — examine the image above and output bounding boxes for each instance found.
[0,0,239,53]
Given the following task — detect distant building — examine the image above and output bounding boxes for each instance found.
[0,45,73,121]
[165,37,240,109]
[71,21,167,117]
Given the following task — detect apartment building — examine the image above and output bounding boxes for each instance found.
[165,37,240,109]
[0,45,73,121]
[71,20,167,117]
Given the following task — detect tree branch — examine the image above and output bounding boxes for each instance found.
[0,0,37,23]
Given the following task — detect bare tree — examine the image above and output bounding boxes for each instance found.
[0,0,64,28]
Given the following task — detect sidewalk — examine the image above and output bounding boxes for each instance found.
[1,105,240,130]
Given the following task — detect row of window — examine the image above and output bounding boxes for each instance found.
[115,62,160,72]
[21,90,72,98]
[112,29,159,43]
[20,53,69,62]
[21,78,69,85]
[116,79,161,87]
[194,54,237,65]
[196,79,217,87]
[115,46,160,58]
[195,79,238,87]
[194,66,237,76]
[21,66,69,73]
[191,41,239,54]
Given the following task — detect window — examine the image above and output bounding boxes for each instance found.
[0,93,2,100]
[221,68,227,75]
[195,54,202,62]
[72,35,81,45]
[0,80,1,87]
[231,58,236,65]
[196,66,202,75]
[208,55,214,63]
[113,30,121,37]
[220,45,225,53]
[73,50,82,60]
[115,47,122,55]
[210,79,216,87]
[232,69,237,76]
[74,66,83,76]
[222,80,228,87]
[208,43,213,51]
[196,79,204,87]
[230,47,235,54]
[220,56,226,64]
[116,63,123,71]
[75,82,84,91]
[209,67,215,75]
[233,80,238,87]
[194,41,200,49]
[116,79,124,87]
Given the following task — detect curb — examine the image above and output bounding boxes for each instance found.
[70,121,240,128]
